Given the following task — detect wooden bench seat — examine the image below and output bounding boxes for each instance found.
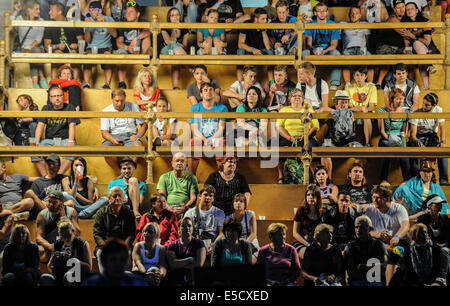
[11,53,151,65]
[158,54,295,66]
[304,54,445,66]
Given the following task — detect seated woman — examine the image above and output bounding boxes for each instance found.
[389,223,448,286]
[197,9,227,55]
[152,97,177,148]
[235,86,268,147]
[46,218,92,285]
[132,222,168,286]
[257,222,301,286]
[2,224,42,286]
[393,160,449,218]
[136,194,179,247]
[14,94,39,146]
[225,194,259,262]
[313,165,338,207]
[166,217,207,286]
[204,155,251,217]
[211,218,253,267]
[276,88,319,184]
[133,68,161,111]
[378,88,411,185]
[160,7,189,90]
[301,223,345,286]
[48,65,82,111]
[62,157,109,219]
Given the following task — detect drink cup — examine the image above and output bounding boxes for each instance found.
[360,47,367,55]
[316,47,323,55]
[28,137,36,146]
[92,46,98,54]
[259,216,266,220]
[190,46,196,55]
[404,46,412,54]
[54,137,62,146]
[211,47,218,55]
[78,40,85,54]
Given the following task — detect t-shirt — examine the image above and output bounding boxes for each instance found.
[236,104,267,124]
[107,178,147,205]
[295,79,329,110]
[383,82,420,109]
[38,103,80,139]
[294,207,324,243]
[346,83,378,108]
[189,102,228,139]
[304,19,341,50]
[269,15,298,44]
[156,171,199,206]
[204,172,251,216]
[187,79,220,102]
[101,102,145,135]
[207,0,244,23]
[342,22,370,49]
[0,174,29,205]
[167,238,205,259]
[153,118,176,137]
[409,106,444,134]
[43,26,84,53]
[378,107,407,136]
[256,244,301,284]
[276,106,320,136]
[230,80,262,95]
[161,28,189,46]
[263,79,296,108]
[30,174,66,202]
[184,206,225,239]
[118,19,150,46]
[239,20,267,50]
[85,15,115,49]
[197,28,225,41]
[225,210,255,240]
[365,201,409,236]
[339,184,373,205]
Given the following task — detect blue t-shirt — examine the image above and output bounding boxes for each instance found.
[197,28,225,41]
[304,19,341,50]
[269,15,298,44]
[107,178,147,204]
[86,15,115,49]
[189,102,228,139]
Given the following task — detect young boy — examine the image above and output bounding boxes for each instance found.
[296,61,332,113]
[223,65,264,111]
[186,64,221,105]
[383,63,420,111]
[263,65,296,111]
[346,66,378,146]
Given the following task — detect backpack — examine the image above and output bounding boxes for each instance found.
[331,108,355,143]
[299,78,323,104]
[283,139,304,184]
[0,118,18,145]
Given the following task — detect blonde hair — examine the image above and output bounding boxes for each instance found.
[143,222,160,238]
[298,61,316,75]
[313,223,334,239]
[267,222,287,238]
[57,217,74,235]
[134,68,157,96]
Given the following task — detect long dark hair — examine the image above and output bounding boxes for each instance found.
[302,184,323,216]
[243,86,265,112]
[70,157,89,188]
[313,165,332,186]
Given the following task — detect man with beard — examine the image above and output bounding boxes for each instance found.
[339,163,373,212]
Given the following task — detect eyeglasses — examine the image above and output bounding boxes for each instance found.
[111,194,122,199]
[50,94,64,98]
[126,0,136,7]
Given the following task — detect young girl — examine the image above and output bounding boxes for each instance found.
[15,94,39,146]
[313,165,338,207]
[197,9,226,55]
[152,98,176,148]
[133,68,161,111]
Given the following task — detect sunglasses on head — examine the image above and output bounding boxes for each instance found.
[126,0,136,6]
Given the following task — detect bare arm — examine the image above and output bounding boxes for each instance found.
[133,243,147,274]
[292,220,309,245]
[36,214,53,252]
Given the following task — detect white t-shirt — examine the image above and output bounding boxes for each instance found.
[295,79,329,110]
[342,22,370,49]
[100,102,145,135]
[153,118,176,136]
[299,2,313,22]
[365,202,409,236]
[184,206,225,238]
[230,81,262,94]
[409,106,444,134]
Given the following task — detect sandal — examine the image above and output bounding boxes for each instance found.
[277,177,284,184]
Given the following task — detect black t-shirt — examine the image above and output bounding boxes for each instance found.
[339,184,373,205]
[207,0,244,23]
[161,28,189,46]
[117,19,149,46]
[239,20,266,50]
[325,207,359,247]
[43,26,84,53]
[31,174,67,201]
[38,103,80,139]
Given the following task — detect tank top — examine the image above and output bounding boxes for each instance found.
[139,241,160,271]
[319,184,334,198]
[69,176,90,206]
[42,206,75,244]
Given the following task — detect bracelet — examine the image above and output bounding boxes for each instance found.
[68,140,75,143]
[136,134,141,139]
[95,188,99,192]
[52,44,58,50]
[305,242,310,247]
[187,257,192,263]
[250,47,254,53]
[393,235,400,239]
[136,36,140,41]
[216,1,220,7]
[36,140,40,144]
[73,184,78,188]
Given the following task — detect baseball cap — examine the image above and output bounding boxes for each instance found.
[424,194,446,208]
[333,90,351,100]
[45,153,60,164]
[48,189,64,201]
[393,0,405,7]
[118,157,137,169]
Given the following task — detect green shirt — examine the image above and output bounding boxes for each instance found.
[236,104,268,124]
[156,171,199,206]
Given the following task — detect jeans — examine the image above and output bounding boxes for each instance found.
[31,138,77,162]
[236,48,274,55]
[302,48,341,86]
[63,192,108,219]
[174,1,198,23]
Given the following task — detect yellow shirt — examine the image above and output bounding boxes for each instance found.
[346,83,378,108]
[276,106,320,136]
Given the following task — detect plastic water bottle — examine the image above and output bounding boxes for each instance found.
[76,165,84,180]
[168,43,174,55]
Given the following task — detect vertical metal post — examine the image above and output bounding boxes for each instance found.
[4,12,11,56]
[0,41,5,88]
[295,19,304,67]
[145,108,156,185]
[301,107,312,185]
[445,15,450,90]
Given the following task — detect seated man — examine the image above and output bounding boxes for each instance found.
[383,63,420,111]
[188,82,228,175]
[107,157,147,222]
[269,0,298,55]
[339,162,374,211]
[36,190,80,263]
[157,152,198,217]
[32,86,80,177]
[184,185,225,254]
[116,1,151,89]
[93,186,136,274]
[101,89,148,172]
[264,64,296,112]
[223,65,264,111]
[296,61,332,113]
[237,7,273,56]
[25,154,74,217]
[321,91,363,179]
[0,159,39,220]
[302,2,341,90]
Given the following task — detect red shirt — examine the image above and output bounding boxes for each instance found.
[136,209,179,246]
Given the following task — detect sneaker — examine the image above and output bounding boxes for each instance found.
[39,78,49,89]
[13,211,30,221]
[33,83,40,89]
[118,81,127,89]
[427,66,437,74]
[83,82,90,89]
[330,85,338,90]
[365,143,371,147]
[102,83,111,89]
[376,84,382,90]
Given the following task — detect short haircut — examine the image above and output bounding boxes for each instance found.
[354,215,372,228]
[100,238,129,265]
[348,4,361,19]
[394,63,408,73]
[57,65,74,78]
[410,223,427,242]
[298,61,316,75]
[150,193,166,205]
[108,186,124,197]
[207,9,219,16]
[199,82,214,93]
[218,155,238,171]
[111,88,126,99]
[371,185,393,198]
[274,65,288,73]
[242,65,257,75]
[253,7,267,18]
[49,85,63,96]
[231,193,247,211]
[50,2,64,13]
[223,218,243,238]
[275,0,289,9]
[199,184,216,196]
[313,2,327,12]
[193,64,207,74]
[314,223,333,239]
[267,222,287,238]
[353,66,368,75]
[338,189,351,198]
[388,87,405,104]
